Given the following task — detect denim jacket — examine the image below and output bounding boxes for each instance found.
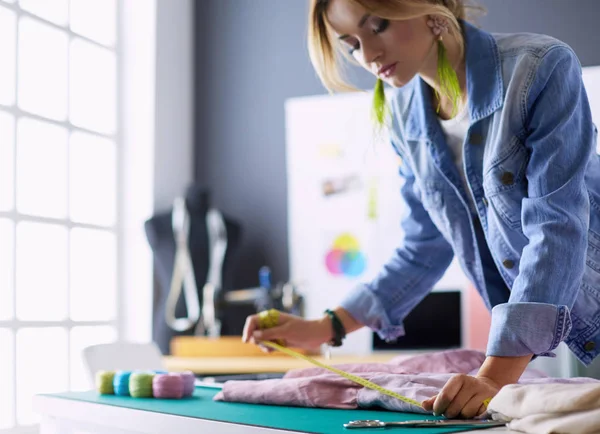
[340,21,600,365]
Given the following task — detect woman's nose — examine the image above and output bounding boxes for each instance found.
[361,44,382,66]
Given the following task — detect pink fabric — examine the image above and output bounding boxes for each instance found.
[213,349,595,413]
[282,348,486,380]
[215,349,505,408]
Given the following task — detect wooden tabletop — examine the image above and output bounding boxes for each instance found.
[163,353,407,374]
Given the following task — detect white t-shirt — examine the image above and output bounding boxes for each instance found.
[439,104,476,213]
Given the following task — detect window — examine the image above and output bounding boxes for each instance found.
[0,0,119,430]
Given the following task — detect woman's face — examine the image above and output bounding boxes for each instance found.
[326,0,434,88]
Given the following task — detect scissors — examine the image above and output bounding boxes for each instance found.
[344,419,506,429]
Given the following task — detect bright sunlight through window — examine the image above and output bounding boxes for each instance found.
[0,0,119,430]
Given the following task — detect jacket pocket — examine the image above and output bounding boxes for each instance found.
[483,139,529,230]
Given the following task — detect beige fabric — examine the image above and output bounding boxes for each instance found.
[487,383,600,434]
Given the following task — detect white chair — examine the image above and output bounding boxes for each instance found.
[82,341,166,386]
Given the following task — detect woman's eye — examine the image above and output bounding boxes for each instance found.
[373,18,389,34]
[343,39,360,54]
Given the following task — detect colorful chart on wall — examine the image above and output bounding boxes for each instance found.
[325,233,367,277]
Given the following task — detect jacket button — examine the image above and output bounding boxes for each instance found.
[470,133,483,145]
[500,172,514,185]
[502,259,514,269]
[585,341,596,352]
[482,197,489,207]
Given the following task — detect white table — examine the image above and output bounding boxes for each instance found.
[35,393,287,434]
[34,392,511,434]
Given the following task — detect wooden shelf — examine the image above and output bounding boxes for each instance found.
[164,353,404,375]
[170,336,318,357]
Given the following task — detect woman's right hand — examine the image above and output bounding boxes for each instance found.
[242,311,332,350]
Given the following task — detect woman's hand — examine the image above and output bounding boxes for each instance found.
[422,353,532,418]
[421,374,501,419]
[242,311,332,351]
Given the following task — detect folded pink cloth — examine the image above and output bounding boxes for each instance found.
[283,348,487,379]
[214,349,596,413]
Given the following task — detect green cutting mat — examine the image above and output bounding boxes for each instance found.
[44,386,483,433]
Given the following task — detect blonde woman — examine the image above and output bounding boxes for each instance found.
[243,0,600,419]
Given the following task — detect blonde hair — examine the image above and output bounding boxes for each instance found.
[307,0,483,93]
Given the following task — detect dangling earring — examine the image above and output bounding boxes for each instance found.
[371,77,389,131]
[427,15,461,117]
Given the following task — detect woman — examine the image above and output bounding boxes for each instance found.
[243,0,600,419]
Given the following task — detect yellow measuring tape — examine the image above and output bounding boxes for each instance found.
[257,309,423,408]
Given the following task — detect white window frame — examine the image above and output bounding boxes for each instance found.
[0,1,121,432]
[1,0,194,429]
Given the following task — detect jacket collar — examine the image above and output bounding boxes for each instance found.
[404,20,504,141]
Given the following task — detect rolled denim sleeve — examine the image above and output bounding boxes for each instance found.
[340,151,454,341]
[487,46,594,358]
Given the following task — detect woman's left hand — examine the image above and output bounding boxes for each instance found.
[421,374,501,419]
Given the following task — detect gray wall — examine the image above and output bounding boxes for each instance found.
[194,0,600,288]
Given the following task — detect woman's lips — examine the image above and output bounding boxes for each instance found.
[378,62,397,78]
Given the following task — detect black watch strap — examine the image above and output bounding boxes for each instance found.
[324,309,347,347]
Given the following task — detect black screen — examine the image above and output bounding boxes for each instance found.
[372,290,461,350]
